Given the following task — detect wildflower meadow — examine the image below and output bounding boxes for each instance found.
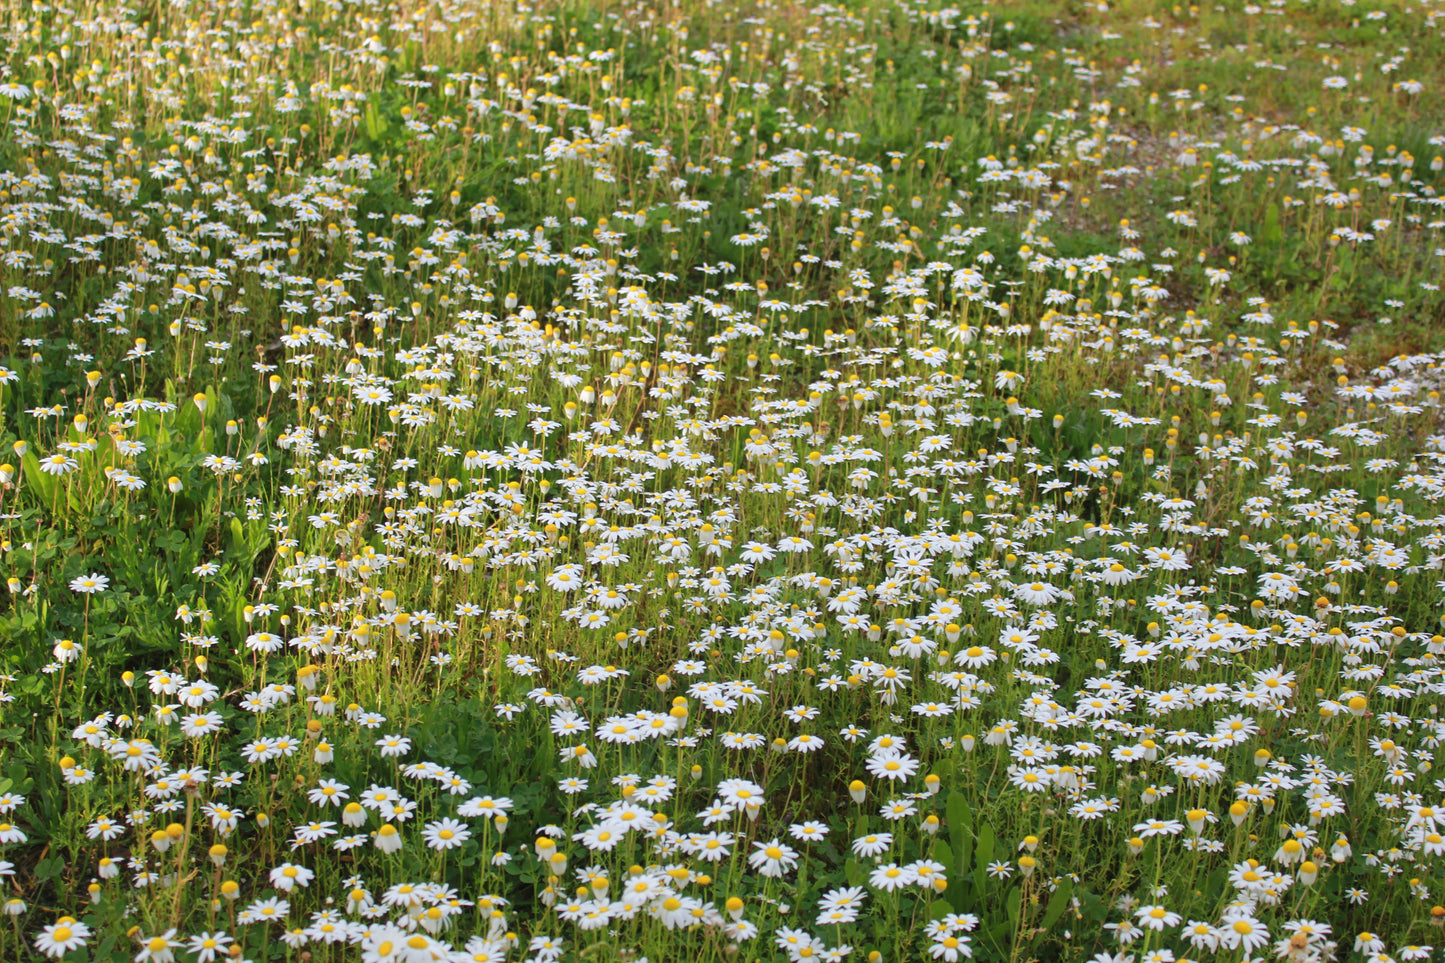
[0,0,1444,959]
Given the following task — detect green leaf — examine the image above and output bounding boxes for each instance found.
[1200,866,1228,902]
[946,791,972,888]
[972,821,995,895]
[21,450,58,506]
[1263,202,1283,245]
[1037,876,1074,937]
[365,103,388,142]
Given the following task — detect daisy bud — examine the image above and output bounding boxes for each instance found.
[1298,860,1318,885]
[924,774,941,796]
[849,780,867,804]
[209,844,227,867]
[960,735,976,753]
[1276,838,1305,865]
[193,393,207,413]
[342,802,365,828]
[220,881,240,901]
[1018,855,1036,878]
[374,824,403,854]
[922,814,939,835]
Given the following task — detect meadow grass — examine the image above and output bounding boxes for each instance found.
[0,0,1444,960]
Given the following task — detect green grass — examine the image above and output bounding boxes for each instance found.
[0,0,1443,960]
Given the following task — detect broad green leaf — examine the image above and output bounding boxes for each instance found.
[1037,876,1074,936]
[21,450,58,506]
[972,821,995,895]
[1263,202,1283,245]
[946,791,972,883]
